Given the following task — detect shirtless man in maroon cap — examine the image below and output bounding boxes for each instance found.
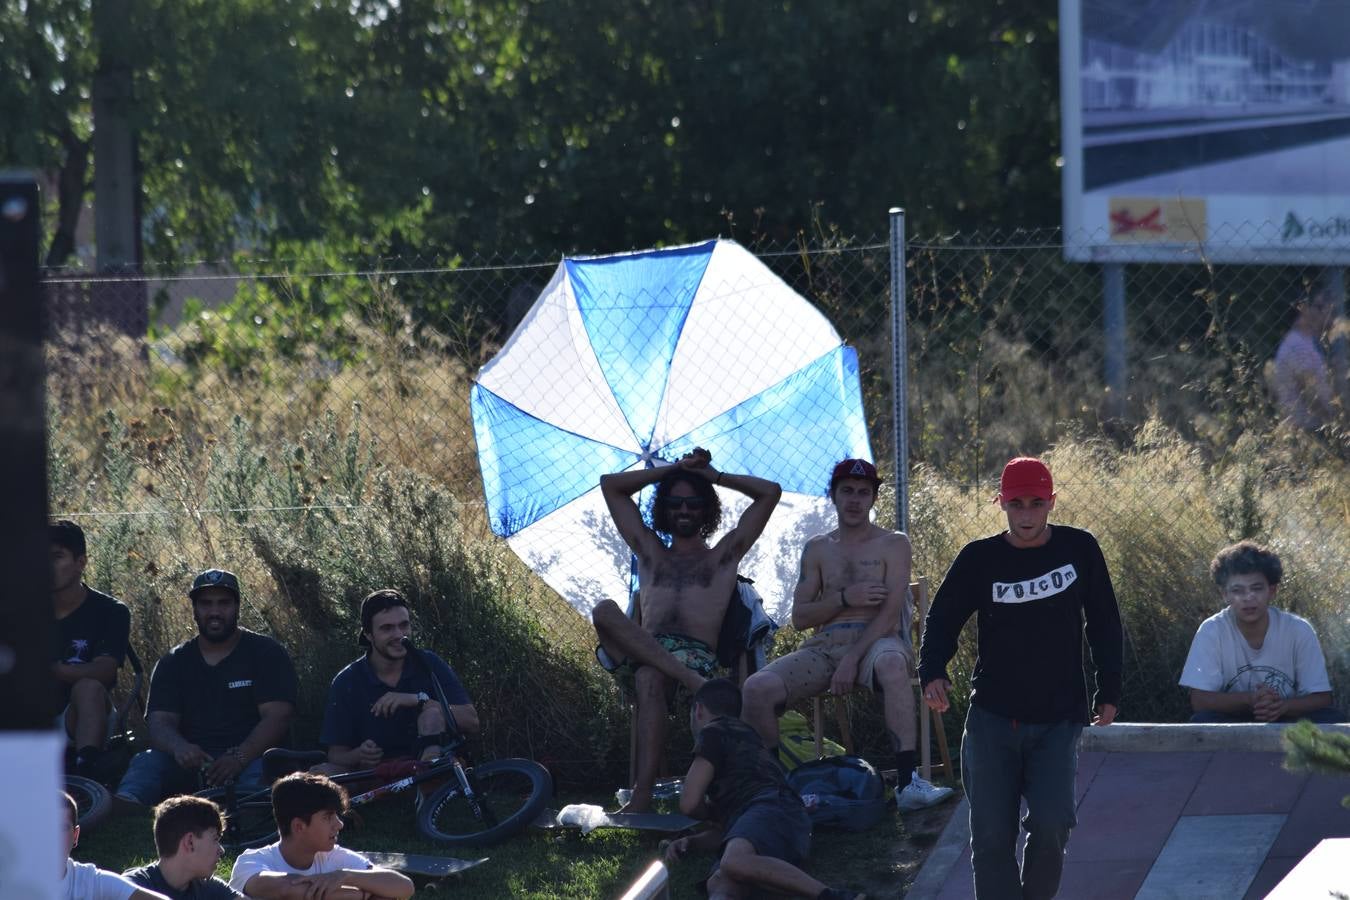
[741,459,952,811]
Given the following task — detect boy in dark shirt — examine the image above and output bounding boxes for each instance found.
[124,796,243,899]
[666,678,862,900]
[51,519,132,775]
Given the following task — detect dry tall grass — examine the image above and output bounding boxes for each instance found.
[45,284,1350,781]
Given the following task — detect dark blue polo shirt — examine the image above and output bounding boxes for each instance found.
[319,650,471,758]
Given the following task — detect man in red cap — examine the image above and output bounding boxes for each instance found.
[742,458,953,811]
[919,456,1123,900]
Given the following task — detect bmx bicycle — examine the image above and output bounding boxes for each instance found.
[202,638,551,851]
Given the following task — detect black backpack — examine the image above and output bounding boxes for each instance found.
[785,754,887,831]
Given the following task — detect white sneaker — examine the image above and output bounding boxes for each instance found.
[896,771,954,811]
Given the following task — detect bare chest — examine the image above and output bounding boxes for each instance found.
[820,546,888,590]
[637,550,736,640]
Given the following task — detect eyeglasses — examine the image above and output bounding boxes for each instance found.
[662,495,707,510]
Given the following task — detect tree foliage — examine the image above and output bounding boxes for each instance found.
[2,0,1063,268]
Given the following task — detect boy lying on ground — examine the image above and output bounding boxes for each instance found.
[664,678,864,900]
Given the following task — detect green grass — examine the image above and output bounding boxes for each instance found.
[76,784,959,898]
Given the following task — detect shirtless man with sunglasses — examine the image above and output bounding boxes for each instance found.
[593,448,781,812]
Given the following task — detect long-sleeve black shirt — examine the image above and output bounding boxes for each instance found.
[918,525,1123,724]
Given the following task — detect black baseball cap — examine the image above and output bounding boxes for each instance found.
[189,568,241,601]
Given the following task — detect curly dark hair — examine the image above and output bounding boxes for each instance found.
[650,469,722,540]
[1210,540,1283,589]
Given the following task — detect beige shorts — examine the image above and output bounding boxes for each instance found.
[761,622,914,705]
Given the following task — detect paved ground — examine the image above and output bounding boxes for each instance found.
[908,724,1350,900]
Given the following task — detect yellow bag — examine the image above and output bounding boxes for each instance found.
[777,709,845,771]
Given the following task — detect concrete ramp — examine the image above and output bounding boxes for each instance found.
[908,724,1350,900]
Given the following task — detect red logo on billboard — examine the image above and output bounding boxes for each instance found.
[1110,206,1165,236]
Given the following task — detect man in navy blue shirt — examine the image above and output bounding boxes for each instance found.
[317,589,478,773]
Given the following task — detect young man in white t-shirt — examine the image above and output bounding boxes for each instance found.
[59,791,170,900]
[1180,540,1343,723]
[228,772,413,899]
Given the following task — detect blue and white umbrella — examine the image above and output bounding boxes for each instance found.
[470,239,872,621]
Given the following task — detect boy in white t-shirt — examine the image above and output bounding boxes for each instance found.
[228,772,413,898]
[60,791,169,900]
[1180,541,1343,723]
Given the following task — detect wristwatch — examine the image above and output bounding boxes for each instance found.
[415,691,430,711]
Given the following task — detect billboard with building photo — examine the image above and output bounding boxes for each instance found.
[1060,0,1350,263]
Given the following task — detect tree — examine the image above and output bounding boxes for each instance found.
[0,0,98,266]
[2,0,1068,270]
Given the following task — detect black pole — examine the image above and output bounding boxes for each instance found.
[0,172,55,729]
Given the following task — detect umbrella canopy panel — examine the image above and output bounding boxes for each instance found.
[471,239,873,621]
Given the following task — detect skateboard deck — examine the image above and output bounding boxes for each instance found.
[533,808,700,833]
[362,851,488,877]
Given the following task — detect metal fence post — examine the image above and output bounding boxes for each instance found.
[1102,262,1127,420]
[889,207,909,532]
[1323,268,1349,410]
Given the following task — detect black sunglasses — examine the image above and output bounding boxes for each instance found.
[662,495,708,510]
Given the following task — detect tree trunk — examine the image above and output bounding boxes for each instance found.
[44,131,90,269]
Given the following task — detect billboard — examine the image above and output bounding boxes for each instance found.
[1061,0,1350,263]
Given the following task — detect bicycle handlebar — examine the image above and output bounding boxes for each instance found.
[400,636,462,740]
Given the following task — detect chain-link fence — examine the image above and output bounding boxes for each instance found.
[42,226,1350,776]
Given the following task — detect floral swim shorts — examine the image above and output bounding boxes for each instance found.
[600,632,718,699]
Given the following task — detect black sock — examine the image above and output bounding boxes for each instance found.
[895,750,916,781]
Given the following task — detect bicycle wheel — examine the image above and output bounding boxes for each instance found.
[196,786,279,851]
[64,775,111,830]
[417,758,552,847]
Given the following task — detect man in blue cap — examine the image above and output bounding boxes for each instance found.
[115,569,298,806]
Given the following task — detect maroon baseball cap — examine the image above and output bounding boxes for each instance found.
[830,458,883,492]
[997,457,1054,502]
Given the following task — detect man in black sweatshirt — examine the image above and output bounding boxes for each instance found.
[919,457,1123,900]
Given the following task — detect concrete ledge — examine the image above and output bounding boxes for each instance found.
[1078,722,1350,753]
[906,797,970,900]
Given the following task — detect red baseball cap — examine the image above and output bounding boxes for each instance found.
[997,457,1054,502]
[830,458,883,492]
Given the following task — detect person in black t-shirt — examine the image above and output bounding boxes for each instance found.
[51,520,132,776]
[115,569,297,806]
[665,679,862,900]
[123,796,243,899]
[920,457,1123,900]
[316,588,478,774]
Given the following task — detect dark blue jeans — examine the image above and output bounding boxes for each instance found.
[115,748,265,806]
[961,703,1083,900]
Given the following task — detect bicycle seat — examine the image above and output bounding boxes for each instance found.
[262,748,327,781]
